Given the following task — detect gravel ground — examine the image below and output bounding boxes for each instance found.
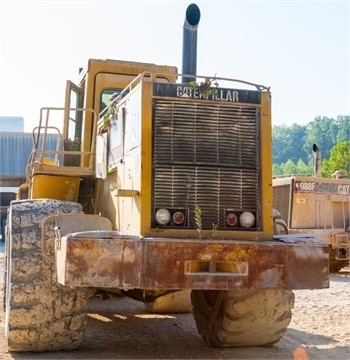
[0,249,349,359]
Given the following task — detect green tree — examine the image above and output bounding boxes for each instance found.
[321,141,350,177]
[296,159,313,176]
[272,163,284,177]
[281,159,298,176]
[273,123,307,164]
[272,115,349,176]
[335,115,350,143]
[272,159,313,177]
[303,116,339,161]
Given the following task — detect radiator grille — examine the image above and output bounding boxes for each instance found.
[153,99,261,230]
[273,184,292,226]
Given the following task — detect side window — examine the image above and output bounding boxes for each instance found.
[100,89,121,116]
[64,80,84,142]
[64,81,84,166]
[99,88,124,170]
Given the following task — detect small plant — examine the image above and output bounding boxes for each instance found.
[187,80,197,89]
[187,76,218,98]
[194,205,202,239]
[101,104,117,133]
[184,176,194,224]
[185,176,193,209]
[211,223,219,239]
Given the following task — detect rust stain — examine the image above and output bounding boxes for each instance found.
[59,236,329,290]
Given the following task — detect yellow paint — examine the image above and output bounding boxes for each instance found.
[260,91,274,239]
[82,59,177,164]
[296,198,308,204]
[76,58,274,241]
[116,189,140,197]
[140,80,154,236]
[31,175,80,201]
[42,157,59,166]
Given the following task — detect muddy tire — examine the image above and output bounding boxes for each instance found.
[5,199,89,352]
[145,290,192,313]
[191,289,294,347]
[329,246,349,273]
[273,209,288,235]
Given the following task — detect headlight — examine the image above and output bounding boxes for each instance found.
[155,208,171,225]
[240,211,255,228]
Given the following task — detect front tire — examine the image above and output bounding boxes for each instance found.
[191,289,294,347]
[5,199,89,352]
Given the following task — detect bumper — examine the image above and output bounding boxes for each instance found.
[56,231,329,290]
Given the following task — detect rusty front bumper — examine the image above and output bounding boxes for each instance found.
[56,231,329,290]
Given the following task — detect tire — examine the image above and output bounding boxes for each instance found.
[5,199,89,352]
[273,209,288,235]
[2,222,9,312]
[191,289,294,347]
[145,290,193,313]
[329,246,349,273]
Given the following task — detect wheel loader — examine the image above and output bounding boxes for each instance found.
[4,3,329,352]
[273,146,350,272]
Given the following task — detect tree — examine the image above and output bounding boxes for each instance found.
[272,163,284,177]
[335,115,350,143]
[273,123,307,164]
[272,159,313,177]
[303,116,339,161]
[321,141,350,178]
[296,159,313,176]
[272,115,349,177]
[281,159,298,176]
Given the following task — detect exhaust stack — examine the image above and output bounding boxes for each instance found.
[182,3,201,83]
[313,144,321,177]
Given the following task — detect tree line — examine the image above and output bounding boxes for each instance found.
[272,115,350,178]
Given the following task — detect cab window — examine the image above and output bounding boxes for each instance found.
[100,89,121,116]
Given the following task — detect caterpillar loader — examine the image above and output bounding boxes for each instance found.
[273,145,350,272]
[4,3,329,352]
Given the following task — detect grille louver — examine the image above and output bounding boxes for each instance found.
[153,99,261,230]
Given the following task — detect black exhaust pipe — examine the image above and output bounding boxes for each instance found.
[182,3,201,83]
[313,144,321,177]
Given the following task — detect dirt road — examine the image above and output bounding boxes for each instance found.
[0,251,349,359]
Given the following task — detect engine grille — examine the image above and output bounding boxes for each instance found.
[273,184,292,227]
[153,99,261,230]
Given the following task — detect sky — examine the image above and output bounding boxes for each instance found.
[0,0,349,132]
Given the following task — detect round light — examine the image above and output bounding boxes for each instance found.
[226,213,238,226]
[155,208,171,225]
[240,212,255,228]
[173,211,185,225]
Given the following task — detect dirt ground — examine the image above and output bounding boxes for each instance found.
[0,250,349,360]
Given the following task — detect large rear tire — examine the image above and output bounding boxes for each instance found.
[145,290,192,313]
[5,199,89,352]
[191,289,294,347]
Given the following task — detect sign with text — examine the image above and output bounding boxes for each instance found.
[153,83,261,104]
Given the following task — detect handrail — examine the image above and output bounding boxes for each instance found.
[27,106,98,173]
[98,71,270,128]
[32,125,61,165]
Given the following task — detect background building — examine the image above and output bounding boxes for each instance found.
[0,116,25,242]
[0,116,24,132]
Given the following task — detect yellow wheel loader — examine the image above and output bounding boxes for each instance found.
[4,3,329,352]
